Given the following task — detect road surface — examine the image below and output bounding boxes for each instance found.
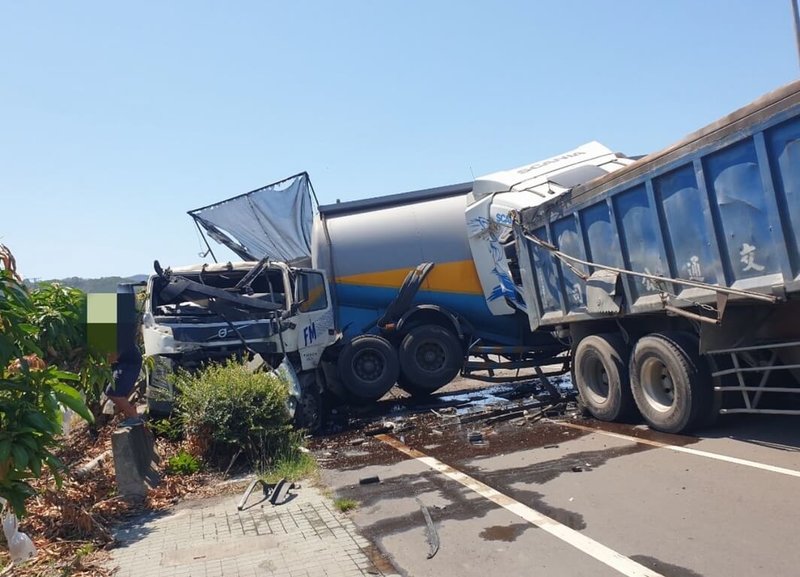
[314,388,800,577]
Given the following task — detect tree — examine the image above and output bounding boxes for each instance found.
[0,246,93,516]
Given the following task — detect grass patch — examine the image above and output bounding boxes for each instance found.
[166,450,202,476]
[334,498,358,513]
[259,451,318,484]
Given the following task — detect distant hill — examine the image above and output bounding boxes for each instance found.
[26,274,148,293]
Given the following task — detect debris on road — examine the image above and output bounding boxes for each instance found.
[417,498,440,559]
[359,476,381,485]
[237,477,296,510]
[270,479,293,505]
[350,437,366,446]
[467,431,485,445]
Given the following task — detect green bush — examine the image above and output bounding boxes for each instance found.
[173,360,296,469]
[166,450,202,476]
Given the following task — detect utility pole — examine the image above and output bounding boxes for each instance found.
[792,0,800,69]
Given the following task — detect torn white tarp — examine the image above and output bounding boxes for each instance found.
[189,172,315,263]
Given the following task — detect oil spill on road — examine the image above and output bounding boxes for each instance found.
[399,419,590,467]
[310,432,406,471]
[630,554,705,577]
[479,523,531,542]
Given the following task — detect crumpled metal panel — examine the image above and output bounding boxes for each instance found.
[585,270,621,314]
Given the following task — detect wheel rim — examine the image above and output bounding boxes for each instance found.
[640,357,675,412]
[415,340,447,374]
[352,348,385,383]
[583,354,610,405]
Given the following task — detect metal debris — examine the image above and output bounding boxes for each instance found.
[467,431,485,445]
[269,479,293,505]
[237,477,296,510]
[417,498,440,559]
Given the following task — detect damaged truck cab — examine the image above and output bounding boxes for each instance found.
[142,260,338,429]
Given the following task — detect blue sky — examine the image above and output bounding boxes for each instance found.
[1,1,796,279]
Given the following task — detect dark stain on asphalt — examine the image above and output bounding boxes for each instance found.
[497,488,586,530]
[460,442,652,486]
[310,434,406,471]
[414,418,589,452]
[577,420,702,448]
[479,523,531,542]
[363,544,398,575]
[337,469,500,537]
[630,555,706,577]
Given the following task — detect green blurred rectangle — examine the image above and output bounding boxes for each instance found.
[87,293,117,354]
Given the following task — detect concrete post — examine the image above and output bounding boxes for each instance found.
[111,418,160,499]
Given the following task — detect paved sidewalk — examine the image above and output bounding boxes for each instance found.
[108,484,398,577]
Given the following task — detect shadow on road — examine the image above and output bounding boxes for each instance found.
[696,414,800,452]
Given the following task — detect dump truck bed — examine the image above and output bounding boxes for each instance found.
[515,80,800,328]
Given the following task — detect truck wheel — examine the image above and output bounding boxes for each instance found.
[338,335,399,403]
[398,325,462,396]
[572,333,635,422]
[294,371,323,433]
[629,332,711,434]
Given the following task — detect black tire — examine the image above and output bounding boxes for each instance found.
[572,333,635,422]
[398,325,463,396]
[337,334,399,403]
[294,371,323,433]
[629,332,712,434]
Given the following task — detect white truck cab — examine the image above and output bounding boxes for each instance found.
[141,259,338,428]
[467,142,635,315]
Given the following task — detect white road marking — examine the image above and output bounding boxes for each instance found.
[376,434,666,577]
[554,421,800,478]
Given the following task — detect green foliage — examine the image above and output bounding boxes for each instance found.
[0,269,93,517]
[259,450,317,484]
[28,282,112,414]
[174,360,296,469]
[149,416,183,441]
[333,498,358,513]
[166,450,202,476]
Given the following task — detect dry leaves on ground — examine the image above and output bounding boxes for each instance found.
[0,418,214,577]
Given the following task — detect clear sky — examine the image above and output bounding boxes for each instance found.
[1,1,797,279]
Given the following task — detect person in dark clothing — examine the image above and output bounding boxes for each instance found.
[105,286,143,420]
[106,348,142,420]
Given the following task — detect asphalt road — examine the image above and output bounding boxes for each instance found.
[314,390,800,577]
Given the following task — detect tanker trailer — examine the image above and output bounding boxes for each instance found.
[312,143,635,401]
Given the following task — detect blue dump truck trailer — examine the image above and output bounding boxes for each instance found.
[511,80,800,433]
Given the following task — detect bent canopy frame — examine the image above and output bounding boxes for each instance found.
[189,172,318,264]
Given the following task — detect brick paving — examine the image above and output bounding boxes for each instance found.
[108,484,397,577]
